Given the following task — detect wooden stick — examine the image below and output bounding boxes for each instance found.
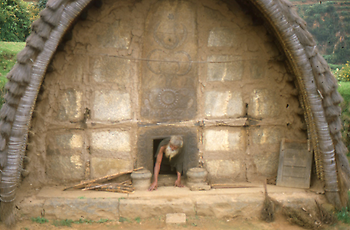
[82,180,132,191]
[211,184,259,189]
[63,168,141,191]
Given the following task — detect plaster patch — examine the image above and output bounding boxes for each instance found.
[93,90,131,121]
[208,27,239,47]
[91,131,131,151]
[46,154,85,181]
[251,127,283,145]
[54,133,83,150]
[91,157,133,178]
[57,89,83,121]
[204,130,229,151]
[248,89,281,118]
[206,160,240,177]
[92,57,130,85]
[205,91,243,117]
[207,55,243,81]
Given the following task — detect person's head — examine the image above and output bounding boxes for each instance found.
[165,135,183,161]
[169,135,183,150]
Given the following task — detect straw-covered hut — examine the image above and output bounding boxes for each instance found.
[0,0,349,225]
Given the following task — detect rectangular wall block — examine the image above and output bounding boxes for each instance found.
[95,20,131,49]
[250,60,266,79]
[204,129,244,151]
[208,27,239,47]
[250,127,283,145]
[206,160,242,182]
[91,130,131,151]
[205,91,243,118]
[93,90,131,121]
[248,89,281,118]
[91,56,130,85]
[46,154,85,181]
[57,89,83,122]
[207,55,243,81]
[46,132,85,181]
[90,157,133,178]
[204,130,229,151]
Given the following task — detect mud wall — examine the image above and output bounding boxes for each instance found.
[24,0,307,186]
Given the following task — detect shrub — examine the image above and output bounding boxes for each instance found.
[335,62,350,82]
[0,0,40,42]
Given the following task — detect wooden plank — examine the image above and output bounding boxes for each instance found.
[203,118,247,127]
[282,166,307,178]
[276,139,312,189]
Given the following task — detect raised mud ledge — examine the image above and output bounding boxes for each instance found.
[16,184,325,221]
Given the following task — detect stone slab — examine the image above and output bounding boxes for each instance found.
[119,198,195,218]
[43,198,119,220]
[166,213,186,224]
[195,195,261,218]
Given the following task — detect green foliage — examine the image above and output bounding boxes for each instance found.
[31,217,49,224]
[96,218,109,223]
[134,217,141,223]
[119,217,129,223]
[296,2,350,64]
[0,41,25,77]
[36,0,47,10]
[0,41,25,108]
[0,0,40,42]
[52,219,74,227]
[338,207,350,223]
[338,82,350,151]
[73,218,94,224]
[335,62,350,82]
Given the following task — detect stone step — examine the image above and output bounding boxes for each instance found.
[16,185,325,221]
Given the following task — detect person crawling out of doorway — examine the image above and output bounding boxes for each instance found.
[148,135,184,191]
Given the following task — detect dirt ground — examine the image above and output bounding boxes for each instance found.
[1,215,349,230]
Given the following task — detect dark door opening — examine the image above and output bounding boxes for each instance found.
[153,138,177,175]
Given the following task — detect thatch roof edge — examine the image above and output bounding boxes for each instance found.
[0,0,92,226]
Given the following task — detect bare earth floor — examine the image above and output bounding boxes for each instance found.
[2,183,348,229]
[1,215,349,230]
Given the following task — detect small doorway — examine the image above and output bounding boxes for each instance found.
[153,138,177,175]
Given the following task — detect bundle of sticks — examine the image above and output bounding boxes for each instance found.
[82,180,134,193]
[63,167,143,194]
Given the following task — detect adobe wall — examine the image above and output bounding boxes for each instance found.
[24,0,307,186]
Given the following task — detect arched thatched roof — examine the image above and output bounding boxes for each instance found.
[0,0,349,225]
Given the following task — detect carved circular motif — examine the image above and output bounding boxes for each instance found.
[158,89,178,108]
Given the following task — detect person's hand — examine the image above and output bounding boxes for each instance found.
[148,181,158,191]
[174,179,184,187]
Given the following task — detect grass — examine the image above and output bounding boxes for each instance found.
[0,42,25,108]
[338,82,350,103]
[96,218,109,223]
[119,217,129,223]
[337,192,350,223]
[0,42,25,79]
[31,216,49,224]
[52,219,74,227]
[134,217,141,223]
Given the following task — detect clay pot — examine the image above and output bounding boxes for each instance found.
[186,167,208,187]
[131,169,152,191]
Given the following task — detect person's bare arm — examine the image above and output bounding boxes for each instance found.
[148,146,165,191]
[175,171,184,187]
